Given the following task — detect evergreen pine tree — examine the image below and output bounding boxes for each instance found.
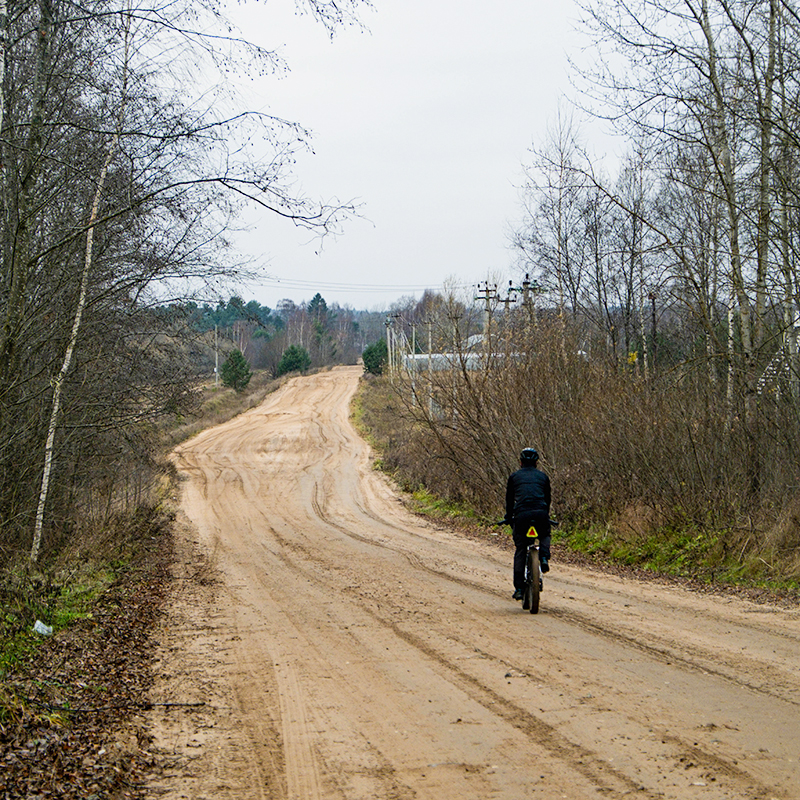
[221,349,253,392]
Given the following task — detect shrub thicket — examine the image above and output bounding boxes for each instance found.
[362,316,800,584]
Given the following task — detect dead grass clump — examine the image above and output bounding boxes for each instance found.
[608,503,668,543]
[761,500,800,557]
[352,374,410,452]
[164,369,283,447]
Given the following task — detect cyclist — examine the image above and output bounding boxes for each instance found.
[504,447,551,600]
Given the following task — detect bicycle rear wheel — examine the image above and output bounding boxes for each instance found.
[525,550,540,614]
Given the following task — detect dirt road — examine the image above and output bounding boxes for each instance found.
[145,366,800,800]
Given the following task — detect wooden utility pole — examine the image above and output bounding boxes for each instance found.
[428,319,433,417]
[384,317,392,380]
[475,281,498,338]
[501,280,517,314]
[520,273,541,326]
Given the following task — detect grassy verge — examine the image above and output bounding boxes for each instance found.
[406,486,482,522]
[0,572,110,680]
[555,521,800,595]
[350,372,407,461]
[163,368,284,447]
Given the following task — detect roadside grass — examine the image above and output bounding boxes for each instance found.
[163,368,283,447]
[350,372,407,458]
[1,555,117,662]
[552,515,800,595]
[407,486,483,524]
[0,571,111,730]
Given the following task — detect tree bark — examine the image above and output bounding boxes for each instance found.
[0,0,55,383]
[697,0,755,427]
[31,7,130,563]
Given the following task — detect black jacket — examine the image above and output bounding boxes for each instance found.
[505,465,550,521]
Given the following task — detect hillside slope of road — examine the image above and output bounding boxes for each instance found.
[144,365,800,800]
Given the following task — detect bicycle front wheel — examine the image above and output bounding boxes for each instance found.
[525,549,540,614]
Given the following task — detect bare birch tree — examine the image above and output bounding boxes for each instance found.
[0,0,370,565]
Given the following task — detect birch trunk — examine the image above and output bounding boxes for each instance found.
[699,0,755,426]
[754,0,777,353]
[778,15,798,399]
[30,133,120,563]
[30,8,130,563]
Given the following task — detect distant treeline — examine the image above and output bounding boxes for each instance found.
[161,297,284,335]
[157,294,390,377]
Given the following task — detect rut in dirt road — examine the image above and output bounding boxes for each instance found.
[145,365,800,800]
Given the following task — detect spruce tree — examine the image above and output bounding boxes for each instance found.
[221,350,253,392]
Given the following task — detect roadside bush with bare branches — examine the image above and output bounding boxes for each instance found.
[373,314,800,565]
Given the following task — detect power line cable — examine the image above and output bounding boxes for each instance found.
[259,276,473,294]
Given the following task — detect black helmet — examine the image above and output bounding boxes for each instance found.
[520,447,538,464]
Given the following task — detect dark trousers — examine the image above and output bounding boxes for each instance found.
[512,513,551,591]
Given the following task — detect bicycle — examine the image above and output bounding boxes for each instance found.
[521,523,543,614]
[498,518,558,615]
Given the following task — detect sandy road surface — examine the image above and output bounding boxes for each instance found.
[145,366,800,800]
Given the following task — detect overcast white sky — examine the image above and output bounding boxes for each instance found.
[225,0,590,311]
